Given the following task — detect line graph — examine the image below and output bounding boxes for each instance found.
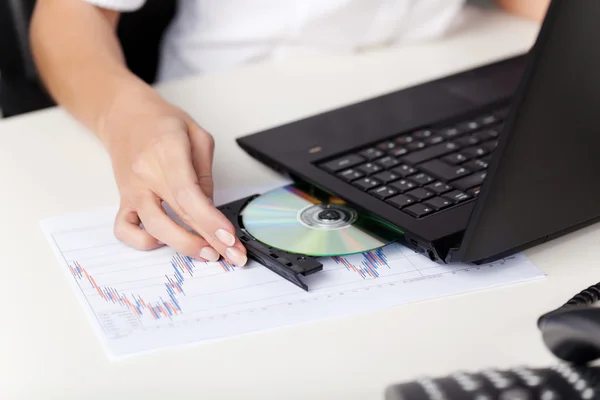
[218,259,236,272]
[71,255,182,320]
[332,248,389,278]
[41,205,543,359]
[69,252,241,321]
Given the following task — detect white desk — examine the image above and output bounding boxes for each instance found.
[2,8,599,400]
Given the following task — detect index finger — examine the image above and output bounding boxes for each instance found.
[171,184,248,268]
[156,141,248,267]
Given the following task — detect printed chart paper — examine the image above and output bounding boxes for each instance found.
[40,185,545,359]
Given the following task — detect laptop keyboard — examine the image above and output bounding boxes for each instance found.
[318,106,508,219]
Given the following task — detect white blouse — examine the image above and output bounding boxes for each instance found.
[85,0,466,82]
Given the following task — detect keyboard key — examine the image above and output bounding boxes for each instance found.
[376,156,399,169]
[407,141,426,151]
[372,171,401,184]
[410,173,434,186]
[387,194,416,209]
[463,159,489,171]
[481,140,498,152]
[442,153,470,165]
[468,186,482,196]
[337,168,364,182]
[403,204,434,218]
[370,186,399,200]
[401,141,459,164]
[453,172,487,191]
[353,177,381,191]
[426,135,444,145]
[377,141,397,151]
[423,196,453,211]
[439,127,460,138]
[426,181,453,195]
[391,164,417,178]
[418,159,471,181]
[475,128,500,141]
[477,114,498,126]
[457,120,480,133]
[455,135,480,147]
[356,162,382,175]
[406,188,434,201]
[321,154,365,172]
[395,135,414,145]
[443,190,472,204]
[412,129,433,139]
[389,179,416,193]
[359,148,385,161]
[389,147,409,157]
[462,146,488,158]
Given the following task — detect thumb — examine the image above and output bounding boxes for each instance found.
[187,121,216,202]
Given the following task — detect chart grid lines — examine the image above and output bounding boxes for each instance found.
[58,233,521,322]
[51,234,113,337]
[41,206,544,359]
[185,260,508,314]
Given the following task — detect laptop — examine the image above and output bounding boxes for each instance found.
[236,0,600,265]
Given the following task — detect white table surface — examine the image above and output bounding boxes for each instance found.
[2,7,599,400]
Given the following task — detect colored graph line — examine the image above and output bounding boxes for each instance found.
[69,253,235,320]
[219,259,236,272]
[332,248,389,279]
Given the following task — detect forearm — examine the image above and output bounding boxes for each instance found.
[29,0,156,146]
[495,0,550,21]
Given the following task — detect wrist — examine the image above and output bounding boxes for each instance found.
[95,76,164,150]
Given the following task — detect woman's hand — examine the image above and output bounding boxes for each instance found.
[101,89,248,266]
[30,0,245,266]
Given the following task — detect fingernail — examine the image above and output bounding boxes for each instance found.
[215,229,235,247]
[226,247,247,267]
[200,246,220,262]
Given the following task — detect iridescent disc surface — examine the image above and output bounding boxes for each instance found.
[240,184,397,256]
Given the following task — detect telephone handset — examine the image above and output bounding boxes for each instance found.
[385,283,600,400]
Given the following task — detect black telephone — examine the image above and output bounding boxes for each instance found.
[385,283,600,399]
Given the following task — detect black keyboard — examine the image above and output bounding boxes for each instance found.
[318,106,508,219]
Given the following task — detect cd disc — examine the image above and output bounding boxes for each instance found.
[240,184,398,256]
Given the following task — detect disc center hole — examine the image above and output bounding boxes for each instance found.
[317,209,342,221]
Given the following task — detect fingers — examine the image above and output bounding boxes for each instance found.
[121,119,246,266]
[135,192,220,262]
[167,184,247,267]
[114,204,162,251]
[185,190,247,266]
[154,137,247,266]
